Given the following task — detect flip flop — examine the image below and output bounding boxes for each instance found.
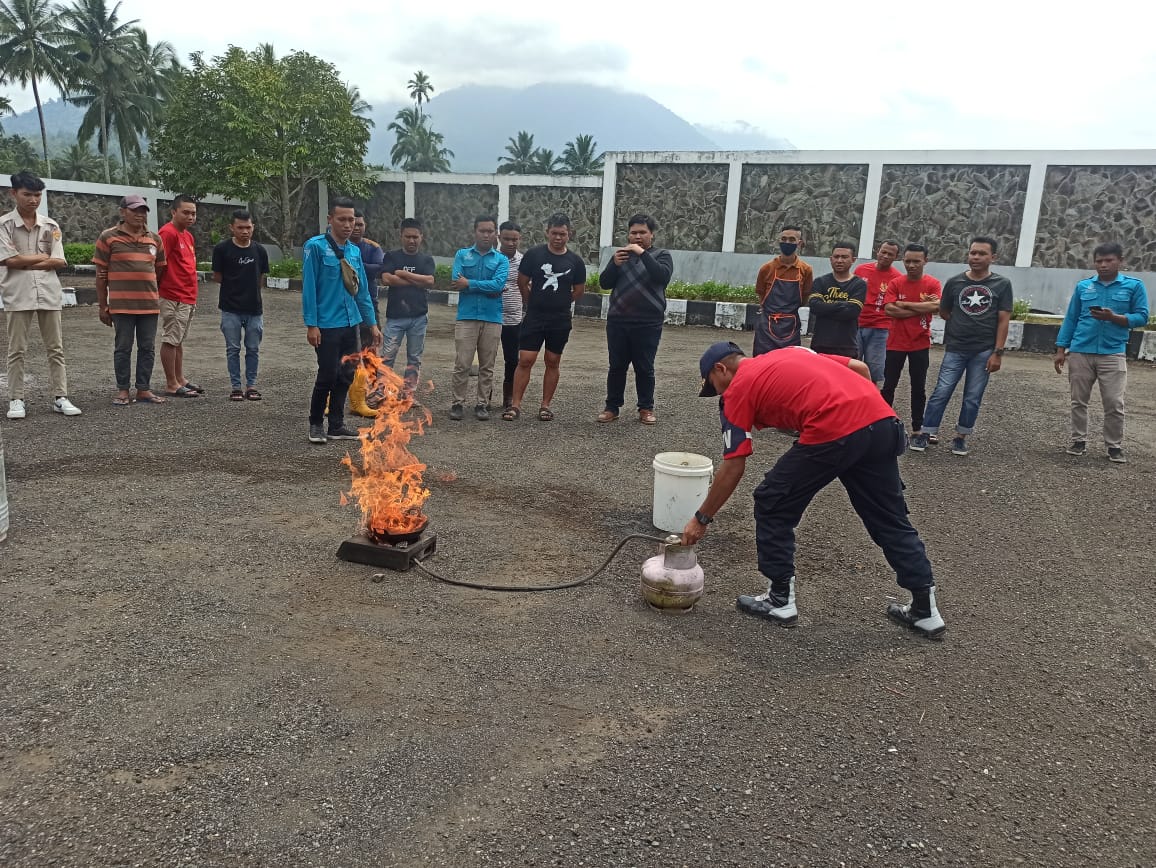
[166,385,200,398]
[185,382,205,394]
[111,396,134,406]
[136,394,167,404]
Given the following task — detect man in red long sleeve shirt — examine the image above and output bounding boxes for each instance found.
[682,342,945,638]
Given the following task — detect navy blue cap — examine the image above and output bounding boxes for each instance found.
[698,341,745,397]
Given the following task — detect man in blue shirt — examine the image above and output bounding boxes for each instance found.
[302,196,381,445]
[352,211,385,348]
[449,215,508,421]
[1054,242,1149,463]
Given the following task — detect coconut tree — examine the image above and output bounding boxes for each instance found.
[497,131,537,175]
[60,0,139,182]
[54,140,102,180]
[561,133,604,175]
[0,0,72,173]
[389,117,452,172]
[530,147,563,176]
[407,69,433,114]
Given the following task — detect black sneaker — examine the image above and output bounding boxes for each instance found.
[887,587,946,638]
[308,424,327,444]
[1108,447,1127,464]
[1066,441,1086,456]
[449,403,464,421]
[737,577,798,626]
[327,424,361,440]
[475,404,490,421]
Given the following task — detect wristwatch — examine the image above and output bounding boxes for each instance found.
[694,510,713,526]
[994,348,1006,356]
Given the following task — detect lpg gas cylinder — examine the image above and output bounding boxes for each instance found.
[640,535,705,611]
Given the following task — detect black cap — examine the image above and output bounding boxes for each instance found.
[698,341,744,397]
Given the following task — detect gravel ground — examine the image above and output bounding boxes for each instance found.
[1,285,1154,867]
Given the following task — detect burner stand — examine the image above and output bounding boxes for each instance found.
[336,530,438,571]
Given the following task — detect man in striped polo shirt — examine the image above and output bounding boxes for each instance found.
[94,195,168,406]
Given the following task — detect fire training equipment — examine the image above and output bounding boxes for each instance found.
[640,535,705,610]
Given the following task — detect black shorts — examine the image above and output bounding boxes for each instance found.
[518,318,572,355]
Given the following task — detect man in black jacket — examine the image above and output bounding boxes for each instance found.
[597,214,674,425]
[808,242,867,358]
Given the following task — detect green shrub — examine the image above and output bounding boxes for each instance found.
[268,258,303,279]
[1147,315,1156,331]
[435,263,453,282]
[666,280,758,303]
[63,243,95,266]
[197,261,212,272]
[1011,297,1031,320]
[585,272,600,291]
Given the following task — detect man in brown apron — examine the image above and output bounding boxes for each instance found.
[754,225,814,355]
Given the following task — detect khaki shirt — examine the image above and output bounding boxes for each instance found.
[0,208,66,311]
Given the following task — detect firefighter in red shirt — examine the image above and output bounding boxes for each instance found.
[682,342,945,638]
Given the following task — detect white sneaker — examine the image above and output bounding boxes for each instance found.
[6,399,26,419]
[887,587,946,638]
[737,576,798,626]
[53,397,82,417]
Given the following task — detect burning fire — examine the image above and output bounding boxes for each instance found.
[340,350,432,537]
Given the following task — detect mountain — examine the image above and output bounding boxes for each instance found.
[1,99,85,139]
[694,121,795,151]
[367,83,790,172]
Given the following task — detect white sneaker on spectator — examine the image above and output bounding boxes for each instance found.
[53,397,82,417]
[7,399,26,419]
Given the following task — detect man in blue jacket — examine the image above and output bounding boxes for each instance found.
[302,197,381,445]
[1054,242,1149,463]
[449,215,508,421]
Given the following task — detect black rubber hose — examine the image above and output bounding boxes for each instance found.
[411,533,675,592]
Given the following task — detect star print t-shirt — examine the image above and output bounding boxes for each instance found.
[940,272,1014,354]
[518,244,587,322]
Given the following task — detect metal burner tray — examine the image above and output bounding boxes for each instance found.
[336,531,437,571]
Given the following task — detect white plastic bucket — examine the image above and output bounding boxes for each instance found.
[652,452,714,533]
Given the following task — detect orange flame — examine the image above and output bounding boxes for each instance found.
[340,350,432,536]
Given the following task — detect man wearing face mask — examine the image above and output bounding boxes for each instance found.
[753,225,812,355]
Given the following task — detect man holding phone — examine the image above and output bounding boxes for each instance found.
[1054,242,1149,462]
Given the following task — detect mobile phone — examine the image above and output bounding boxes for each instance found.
[1089,306,1104,311]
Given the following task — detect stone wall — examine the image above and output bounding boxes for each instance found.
[735,164,868,256]
[42,191,120,246]
[356,181,405,244]
[613,164,728,251]
[874,164,1029,263]
[1033,165,1156,271]
[508,185,602,263]
[186,202,242,261]
[414,182,499,257]
[248,179,322,253]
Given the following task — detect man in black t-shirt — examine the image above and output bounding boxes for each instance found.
[808,242,867,358]
[504,213,587,421]
[380,217,436,395]
[211,209,269,401]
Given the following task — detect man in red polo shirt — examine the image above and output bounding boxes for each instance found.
[158,195,203,397]
[682,341,945,638]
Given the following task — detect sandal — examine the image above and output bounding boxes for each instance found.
[166,385,200,398]
[243,388,262,401]
[185,382,205,394]
[229,389,245,401]
[111,396,134,406]
[135,393,167,404]
[597,410,619,423]
[502,406,520,421]
[538,407,554,422]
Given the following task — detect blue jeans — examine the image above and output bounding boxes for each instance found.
[220,312,263,389]
[921,349,994,436]
[856,327,889,384]
[381,314,428,390]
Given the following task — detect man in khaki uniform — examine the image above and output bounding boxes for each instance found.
[0,171,82,419]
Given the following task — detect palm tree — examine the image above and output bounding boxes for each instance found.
[530,147,562,175]
[497,131,537,175]
[54,140,102,180]
[347,84,372,122]
[0,0,72,173]
[0,93,11,129]
[561,133,604,175]
[61,0,139,182]
[407,69,433,114]
[389,113,453,172]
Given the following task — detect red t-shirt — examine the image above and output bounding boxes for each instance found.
[854,262,903,329]
[884,275,943,351]
[719,346,896,453]
[157,222,199,304]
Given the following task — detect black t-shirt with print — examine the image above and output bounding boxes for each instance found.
[382,249,436,319]
[212,240,269,314]
[941,272,1014,354]
[518,245,587,321]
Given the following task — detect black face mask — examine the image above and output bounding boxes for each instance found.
[780,242,798,256]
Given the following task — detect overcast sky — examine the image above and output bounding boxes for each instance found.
[5,0,1156,150]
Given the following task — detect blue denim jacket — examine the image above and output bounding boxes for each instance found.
[1056,274,1149,354]
[452,245,508,324]
[301,233,376,329]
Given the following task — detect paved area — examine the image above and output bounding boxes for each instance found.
[1,287,1154,866]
